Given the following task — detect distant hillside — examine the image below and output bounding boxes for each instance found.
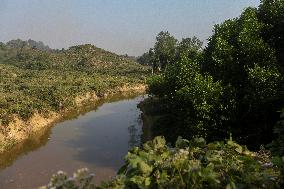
[0,41,149,138]
[6,39,52,51]
[0,42,146,73]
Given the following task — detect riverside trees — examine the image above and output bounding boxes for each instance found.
[146,0,284,147]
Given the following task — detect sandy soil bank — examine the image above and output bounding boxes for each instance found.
[0,84,146,154]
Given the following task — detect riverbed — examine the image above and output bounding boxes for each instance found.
[0,94,146,189]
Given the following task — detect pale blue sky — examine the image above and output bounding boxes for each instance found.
[0,0,260,56]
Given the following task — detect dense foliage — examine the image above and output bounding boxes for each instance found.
[43,136,281,188]
[268,109,284,184]
[0,42,149,126]
[146,0,284,147]
[137,32,203,72]
[269,109,284,156]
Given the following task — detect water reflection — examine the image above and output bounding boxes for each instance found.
[128,124,140,149]
[0,127,51,170]
[62,96,145,168]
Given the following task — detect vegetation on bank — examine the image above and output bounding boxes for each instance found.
[144,0,284,148]
[0,42,149,127]
[44,109,284,188]
[43,135,282,188]
[0,40,149,153]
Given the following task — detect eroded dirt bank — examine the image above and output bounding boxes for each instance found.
[0,84,146,154]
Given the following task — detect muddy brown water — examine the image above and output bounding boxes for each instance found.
[0,94,147,189]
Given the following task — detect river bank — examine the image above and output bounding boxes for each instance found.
[138,96,179,144]
[0,94,147,189]
[0,84,146,154]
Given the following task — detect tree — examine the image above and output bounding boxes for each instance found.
[202,6,281,145]
[258,0,284,72]
[154,31,178,70]
[148,1,283,146]
[137,51,153,66]
[177,36,203,62]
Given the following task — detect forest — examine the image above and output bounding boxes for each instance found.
[42,0,284,188]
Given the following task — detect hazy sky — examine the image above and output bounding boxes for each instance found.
[0,0,260,56]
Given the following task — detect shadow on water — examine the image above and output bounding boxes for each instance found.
[0,92,145,171]
[128,119,142,149]
[60,95,145,170]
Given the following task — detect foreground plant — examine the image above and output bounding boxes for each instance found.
[43,136,281,189]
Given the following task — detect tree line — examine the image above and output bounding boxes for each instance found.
[144,0,283,148]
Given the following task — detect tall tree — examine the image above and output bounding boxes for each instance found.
[258,0,284,72]
[177,36,203,62]
[154,31,178,70]
[203,6,281,144]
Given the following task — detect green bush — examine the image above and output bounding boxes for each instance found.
[146,75,166,97]
[269,109,284,156]
[43,136,281,189]
[268,109,284,185]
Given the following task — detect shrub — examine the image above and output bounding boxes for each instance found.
[43,136,281,189]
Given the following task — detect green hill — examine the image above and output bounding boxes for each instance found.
[0,41,149,127]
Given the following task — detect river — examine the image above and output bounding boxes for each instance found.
[0,94,147,189]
